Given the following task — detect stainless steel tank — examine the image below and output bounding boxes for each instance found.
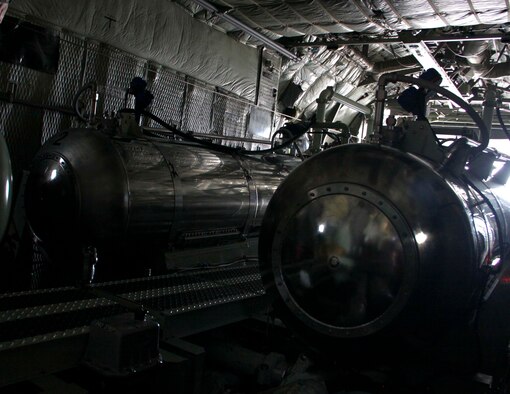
[25,129,298,251]
[259,143,510,346]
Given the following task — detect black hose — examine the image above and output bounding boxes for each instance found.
[380,74,490,156]
[496,107,510,142]
[271,128,293,149]
[122,108,312,156]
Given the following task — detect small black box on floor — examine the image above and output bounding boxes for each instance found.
[83,313,162,376]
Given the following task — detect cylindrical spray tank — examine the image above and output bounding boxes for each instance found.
[259,142,509,353]
[25,129,299,274]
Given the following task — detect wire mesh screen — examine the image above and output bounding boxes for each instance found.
[211,92,228,140]
[211,92,250,147]
[147,66,186,129]
[102,47,147,115]
[82,43,148,116]
[181,78,214,134]
[41,34,84,143]
[46,34,84,107]
[224,96,249,139]
[0,62,53,103]
[82,41,104,87]
[41,111,75,144]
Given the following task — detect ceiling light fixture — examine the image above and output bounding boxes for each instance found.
[191,0,299,61]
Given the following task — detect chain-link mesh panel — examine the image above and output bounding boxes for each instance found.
[81,42,111,116]
[211,92,228,139]
[30,238,48,290]
[208,88,251,147]
[147,67,186,129]
[83,43,148,116]
[46,34,84,108]
[181,79,214,134]
[41,111,75,144]
[0,63,53,104]
[82,41,104,87]
[41,35,84,142]
[102,47,147,115]
[224,96,249,139]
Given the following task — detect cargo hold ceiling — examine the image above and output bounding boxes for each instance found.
[175,0,509,41]
[175,0,510,129]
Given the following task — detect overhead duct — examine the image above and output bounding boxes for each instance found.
[455,41,510,79]
[344,47,419,75]
[371,56,420,74]
[190,0,299,61]
[316,86,371,118]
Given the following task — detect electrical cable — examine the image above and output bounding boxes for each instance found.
[271,128,293,149]
[270,127,305,160]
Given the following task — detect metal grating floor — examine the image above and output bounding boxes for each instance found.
[0,262,264,349]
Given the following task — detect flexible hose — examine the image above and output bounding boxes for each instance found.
[379,74,490,156]
[121,108,312,156]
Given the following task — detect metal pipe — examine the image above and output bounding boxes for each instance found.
[315,87,372,117]
[421,33,506,43]
[286,32,506,48]
[373,82,387,137]
[371,56,418,75]
[332,92,372,115]
[312,87,370,150]
[286,37,402,48]
[482,86,497,134]
[190,0,299,61]
[454,41,510,79]
[311,87,334,153]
